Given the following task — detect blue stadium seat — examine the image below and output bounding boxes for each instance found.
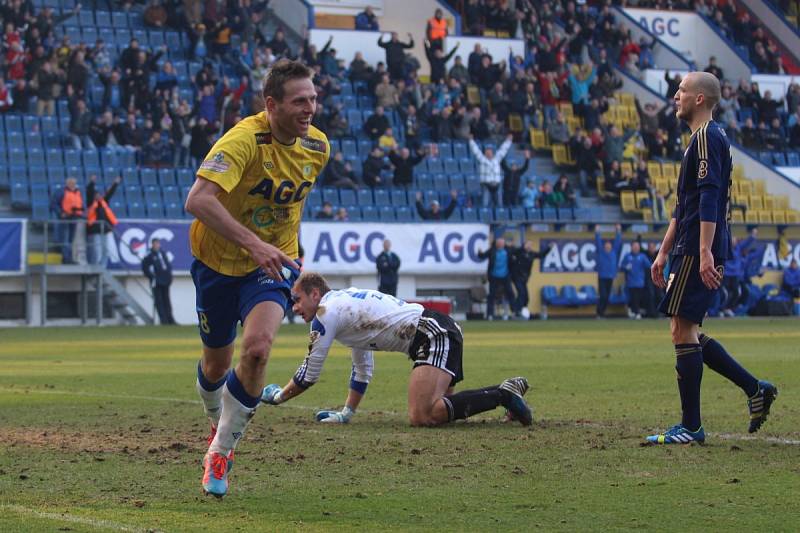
[6,132,24,149]
[426,157,443,173]
[360,205,378,221]
[95,10,112,27]
[28,166,48,183]
[132,29,147,45]
[306,188,322,206]
[162,185,180,202]
[47,165,65,183]
[158,168,176,186]
[346,110,362,129]
[28,148,45,166]
[23,114,40,132]
[124,185,143,203]
[32,203,50,221]
[561,285,579,305]
[358,95,373,109]
[82,149,100,167]
[26,131,44,150]
[788,152,800,166]
[373,188,390,206]
[112,11,129,28]
[449,174,465,190]
[357,139,373,155]
[165,201,183,219]
[443,158,460,175]
[165,31,182,51]
[63,149,81,167]
[128,201,146,218]
[176,167,195,186]
[758,151,772,165]
[339,189,357,206]
[40,115,58,134]
[121,167,139,183]
[772,152,786,166]
[395,206,414,221]
[416,174,434,189]
[493,207,509,222]
[509,207,526,221]
[3,114,23,132]
[109,198,127,217]
[452,141,468,160]
[341,138,357,156]
[82,27,98,44]
[461,207,478,221]
[357,188,373,205]
[146,199,164,218]
[143,184,161,202]
[432,173,449,190]
[128,10,143,28]
[78,9,94,26]
[459,158,475,174]
[116,28,132,46]
[140,168,157,185]
[10,181,30,208]
[478,207,493,222]
[148,30,165,48]
[99,147,119,167]
[437,142,453,159]
[321,187,339,204]
[541,285,558,304]
[577,285,598,305]
[390,189,408,205]
[378,206,396,221]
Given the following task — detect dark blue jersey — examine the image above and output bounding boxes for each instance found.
[672,120,732,261]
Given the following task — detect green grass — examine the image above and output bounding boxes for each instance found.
[1,319,799,532]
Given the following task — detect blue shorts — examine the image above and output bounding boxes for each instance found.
[191,259,300,348]
[658,255,719,326]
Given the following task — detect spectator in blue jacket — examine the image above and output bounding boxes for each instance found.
[595,224,622,318]
[355,6,379,31]
[782,259,800,298]
[720,236,745,317]
[622,241,652,319]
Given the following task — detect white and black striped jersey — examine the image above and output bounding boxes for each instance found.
[292,288,424,389]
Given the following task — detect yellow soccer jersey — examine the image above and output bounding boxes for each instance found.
[190,112,329,276]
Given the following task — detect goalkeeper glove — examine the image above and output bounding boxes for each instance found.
[260,384,284,405]
[315,405,355,423]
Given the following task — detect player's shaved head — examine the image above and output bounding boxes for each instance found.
[687,71,721,111]
[295,271,331,296]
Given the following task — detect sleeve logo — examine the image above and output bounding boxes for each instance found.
[199,151,231,173]
[698,160,708,179]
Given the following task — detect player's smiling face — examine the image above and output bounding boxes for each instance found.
[269,77,317,141]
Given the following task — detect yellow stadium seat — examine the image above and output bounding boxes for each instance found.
[738,181,753,195]
[733,164,744,179]
[620,191,636,214]
[774,195,789,210]
[483,29,497,37]
[786,211,799,223]
[496,31,510,38]
[662,162,677,182]
[635,190,650,210]
[749,195,764,210]
[643,210,653,222]
[731,211,744,224]
[621,161,634,176]
[745,210,759,223]
[552,144,568,165]
[466,85,481,106]
[757,211,772,223]
[763,196,775,210]
[508,113,523,133]
[772,211,786,224]
[530,128,547,150]
[753,180,766,195]
[647,161,662,179]
[618,93,635,106]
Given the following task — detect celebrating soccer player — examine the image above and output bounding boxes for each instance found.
[647,72,777,445]
[260,272,533,428]
[185,59,329,497]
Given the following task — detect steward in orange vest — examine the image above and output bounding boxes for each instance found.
[426,9,448,51]
[86,176,120,236]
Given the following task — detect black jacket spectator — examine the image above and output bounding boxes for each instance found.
[416,191,457,220]
[86,178,119,236]
[501,155,530,207]
[378,33,414,80]
[425,41,459,85]
[376,245,401,296]
[362,150,390,187]
[388,148,425,187]
[363,109,390,140]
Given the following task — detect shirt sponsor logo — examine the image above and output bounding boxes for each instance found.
[264,161,274,170]
[300,137,326,153]
[255,132,272,145]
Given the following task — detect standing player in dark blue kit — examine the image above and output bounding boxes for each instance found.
[647,72,777,445]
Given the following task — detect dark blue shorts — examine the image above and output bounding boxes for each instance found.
[658,255,719,326]
[191,259,300,348]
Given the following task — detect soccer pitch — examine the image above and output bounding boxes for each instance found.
[0,319,798,532]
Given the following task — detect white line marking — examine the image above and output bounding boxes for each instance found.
[711,433,800,445]
[0,504,152,532]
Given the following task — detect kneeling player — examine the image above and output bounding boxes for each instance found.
[260,271,533,426]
